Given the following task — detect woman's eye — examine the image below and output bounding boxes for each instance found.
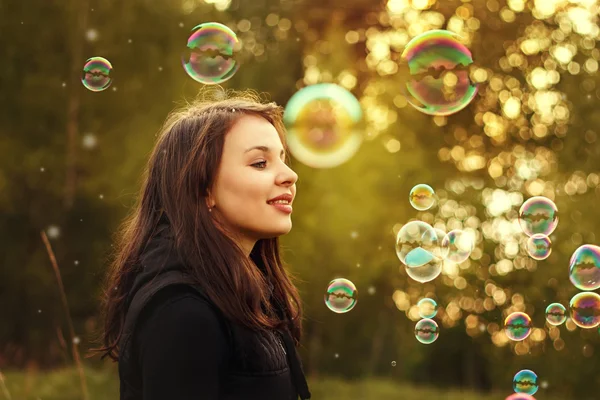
[252,161,267,169]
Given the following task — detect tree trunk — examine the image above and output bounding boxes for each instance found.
[64,0,89,210]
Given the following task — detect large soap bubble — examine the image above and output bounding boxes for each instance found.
[569,244,600,291]
[395,221,443,268]
[569,291,600,328]
[181,22,240,85]
[518,196,559,237]
[283,83,363,169]
[400,30,478,116]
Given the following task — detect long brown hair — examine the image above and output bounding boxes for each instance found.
[89,88,304,362]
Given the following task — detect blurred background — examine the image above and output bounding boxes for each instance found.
[1,0,600,399]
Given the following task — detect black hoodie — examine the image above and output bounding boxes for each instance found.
[117,215,311,399]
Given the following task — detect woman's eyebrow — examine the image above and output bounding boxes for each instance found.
[244,145,286,159]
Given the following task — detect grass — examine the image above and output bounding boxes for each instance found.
[0,363,562,400]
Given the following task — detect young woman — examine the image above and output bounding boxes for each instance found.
[90,90,311,400]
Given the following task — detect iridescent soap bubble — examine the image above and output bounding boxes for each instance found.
[404,262,442,283]
[324,278,357,314]
[417,298,438,319]
[569,291,600,328]
[283,84,363,169]
[399,30,478,116]
[415,318,439,344]
[545,303,567,326]
[505,393,536,400]
[81,57,113,92]
[504,312,532,341]
[396,221,442,268]
[513,369,539,395]
[442,229,474,264]
[518,196,559,237]
[181,22,240,85]
[569,244,600,291]
[525,234,552,260]
[409,184,436,211]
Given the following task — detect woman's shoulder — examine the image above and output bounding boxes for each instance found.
[133,284,232,361]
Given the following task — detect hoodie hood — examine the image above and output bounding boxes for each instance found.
[126,212,274,310]
[126,213,186,308]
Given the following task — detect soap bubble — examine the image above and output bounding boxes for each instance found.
[81,57,113,92]
[569,291,600,329]
[399,30,478,116]
[417,298,438,319]
[324,278,357,314]
[396,221,443,268]
[545,303,567,326]
[513,369,539,395]
[283,83,363,169]
[409,184,436,211]
[518,196,559,237]
[181,22,240,85]
[404,262,442,283]
[414,318,439,344]
[525,234,552,260]
[569,244,600,291]
[504,312,532,341]
[442,229,474,264]
[505,393,536,400]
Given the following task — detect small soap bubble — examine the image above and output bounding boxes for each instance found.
[417,298,438,319]
[545,303,566,326]
[40,167,45,172]
[442,229,474,264]
[324,278,357,313]
[396,221,442,268]
[399,30,478,116]
[181,22,240,85]
[526,234,552,260]
[409,184,436,211]
[367,286,376,295]
[415,318,439,344]
[81,57,113,92]
[283,83,364,169]
[37,309,41,313]
[569,244,600,291]
[569,291,600,328]
[513,369,539,395]
[391,361,397,367]
[518,196,559,237]
[334,353,339,358]
[504,312,532,341]
[73,336,81,345]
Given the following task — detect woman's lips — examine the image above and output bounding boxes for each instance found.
[269,202,293,214]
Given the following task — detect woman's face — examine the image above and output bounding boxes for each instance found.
[209,114,298,254]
